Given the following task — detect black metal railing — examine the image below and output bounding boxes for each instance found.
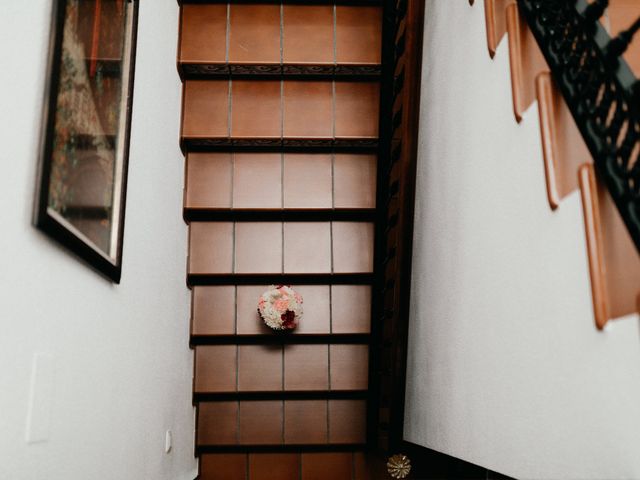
[518,0,640,252]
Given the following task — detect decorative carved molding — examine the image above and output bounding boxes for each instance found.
[180,62,381,79]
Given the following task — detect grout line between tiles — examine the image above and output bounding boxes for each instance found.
[281,152,285,210]
[282,337,285,392]
[225,3,230,64]
[332,80,336,140]
[236,399,240,445]
[234,285,238,335]
[333,4,337,66]
[331,152,336,209]
[280,79,285,141]
[228,78,233,138]
[329,282,333,334]
[280,3,284,65]
[236,343,239,393]
[232,221,236,274]
[330,220,334,275]
[326,398,330,444]
[230,152,235,208]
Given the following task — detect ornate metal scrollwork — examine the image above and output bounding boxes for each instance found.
[518,0,640,252]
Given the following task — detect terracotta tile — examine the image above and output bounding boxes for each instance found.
[335,6,382,65]
[229,4,281,64]
[200,453,247,480]
[331,285,371,334]
[185,153,233,209]
[195,345,237,393]
[329,400,366,444]
[284,400,328,444]
[182,80,229,138]
[284,344,328,391]
[330,344,369,391]
[283,81,333,139]
[283,154,332,209]
[249,454,300,480]
[235,222,283,274]
[238,345,283,392]
[197,401,238,445]
[283,5,334,65]
[302,453,353,480]
[283,222,331,273]
[189,222,234,274]
[332,222,374,273]
[239,401,283,445]
[353,452,370,480]
[333,154,377,209]
[180,4,228,64]
[292,285,330,334]
[192,286,236,335]
[233,153,282,209]
[236,285,274,335]
[334,81,380,139]
[231,80,282,139]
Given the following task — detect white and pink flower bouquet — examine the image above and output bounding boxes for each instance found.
[257,285,303,331]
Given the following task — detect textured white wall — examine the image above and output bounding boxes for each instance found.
[0,2,197,479]
[404,2,640,479]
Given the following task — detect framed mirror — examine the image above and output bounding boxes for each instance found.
[34,0,139,282]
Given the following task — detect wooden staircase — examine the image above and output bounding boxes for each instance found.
[177,2,383,478]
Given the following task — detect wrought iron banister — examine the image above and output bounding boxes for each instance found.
[518,0,640,253]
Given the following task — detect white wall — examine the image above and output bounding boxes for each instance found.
[0,2,197,479]
[404,2,640,479]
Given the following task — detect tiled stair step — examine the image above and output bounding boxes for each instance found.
[194,343,369,392]
[191,284,373,335]
[198,451,370,480]
[188,222,375,277]
[188,273,374,287]
[191,334,369,346]
[184,152,378,213]
[184,208,377,222]
[196,398,367,447]
[178,2,382,79]
[194,391,369,402]
[180,80,380,153]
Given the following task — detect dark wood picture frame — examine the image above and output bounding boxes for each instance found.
[34,0,139,283]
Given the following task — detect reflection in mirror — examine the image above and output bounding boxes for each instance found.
[36,0,138,282]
